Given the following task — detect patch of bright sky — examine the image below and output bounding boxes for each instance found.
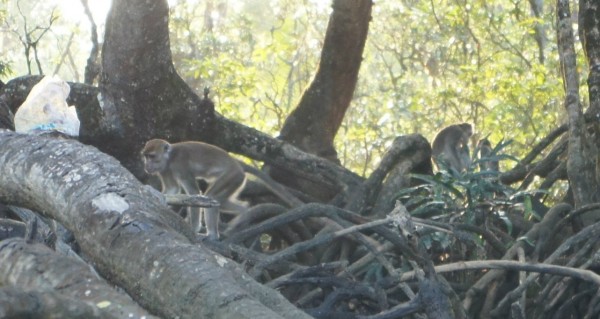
[3,0,330,80]
[56,0,111,27]
[2,0,113,79]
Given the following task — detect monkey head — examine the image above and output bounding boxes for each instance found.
[477,138,491,148]
[459,123,473,137]
[141,139,172,175]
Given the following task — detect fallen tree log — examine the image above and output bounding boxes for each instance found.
[0,238,154,318]
[0,131,311,319]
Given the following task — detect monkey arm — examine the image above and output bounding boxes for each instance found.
[177,175,204,233]
[178,175,202,196]
[159,173,181,194]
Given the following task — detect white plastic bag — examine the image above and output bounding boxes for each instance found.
[14,75,80,136]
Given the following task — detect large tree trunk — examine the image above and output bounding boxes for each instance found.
[1,0,370,203]
[0,131,311,319]
[272,0,372,200]
[279,0,372,160]
[579,0,600,197]
[97,0,215,177]
[0,238,155,319]
[557,0,600,208]
[0,75,364,201]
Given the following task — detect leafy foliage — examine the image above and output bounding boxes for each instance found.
[2,0,577,183]
[397,140,528,252]
[0,61,11,77]
[166,0,571,178]
[2,1,597,318]
[169,0,327,136]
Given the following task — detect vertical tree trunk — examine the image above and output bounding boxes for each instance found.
[272,0,372,200]
[557,0,599,207]
[579,0,600,191]
[97,0,215,177]
[279,0,372,162]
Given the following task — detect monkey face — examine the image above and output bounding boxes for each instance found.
[460,123,473,136]
[142,152,167,174]
[141,139,171,175]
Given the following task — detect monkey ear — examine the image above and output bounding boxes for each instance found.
[163,143,171,154]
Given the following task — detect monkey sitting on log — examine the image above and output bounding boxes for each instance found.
[431,123,473,173]
[476,138,500,172]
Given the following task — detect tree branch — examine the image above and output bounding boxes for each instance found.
[0,131,311,319]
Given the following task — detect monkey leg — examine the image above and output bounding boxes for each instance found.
[187,207,203,233]
[204,206,220,240]
[205,172,245,207]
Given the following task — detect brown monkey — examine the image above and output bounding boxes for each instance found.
[431,123,473,173]
[141,139,247,240]
[477,138,500,172]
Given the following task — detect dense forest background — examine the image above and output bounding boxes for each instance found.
[2,0,568,180]
[2,0,600,318]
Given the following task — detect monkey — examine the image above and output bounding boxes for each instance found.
[431,123,473,173]
[141,139,247,240]
[476,138,500,172]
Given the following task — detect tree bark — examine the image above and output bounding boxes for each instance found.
[344,134,432,216]
[0,238,154,319]
[0,76,364,201]
[279,0,372,161]
[0,286,115,319]
[99,0,215,177]
[557,0,599,207]
[1,0,370,201]
[579,0,600,190]
[0,99,13,130]
[271,0,372,200]
[214,117,364,194]
[0,131,311,319]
